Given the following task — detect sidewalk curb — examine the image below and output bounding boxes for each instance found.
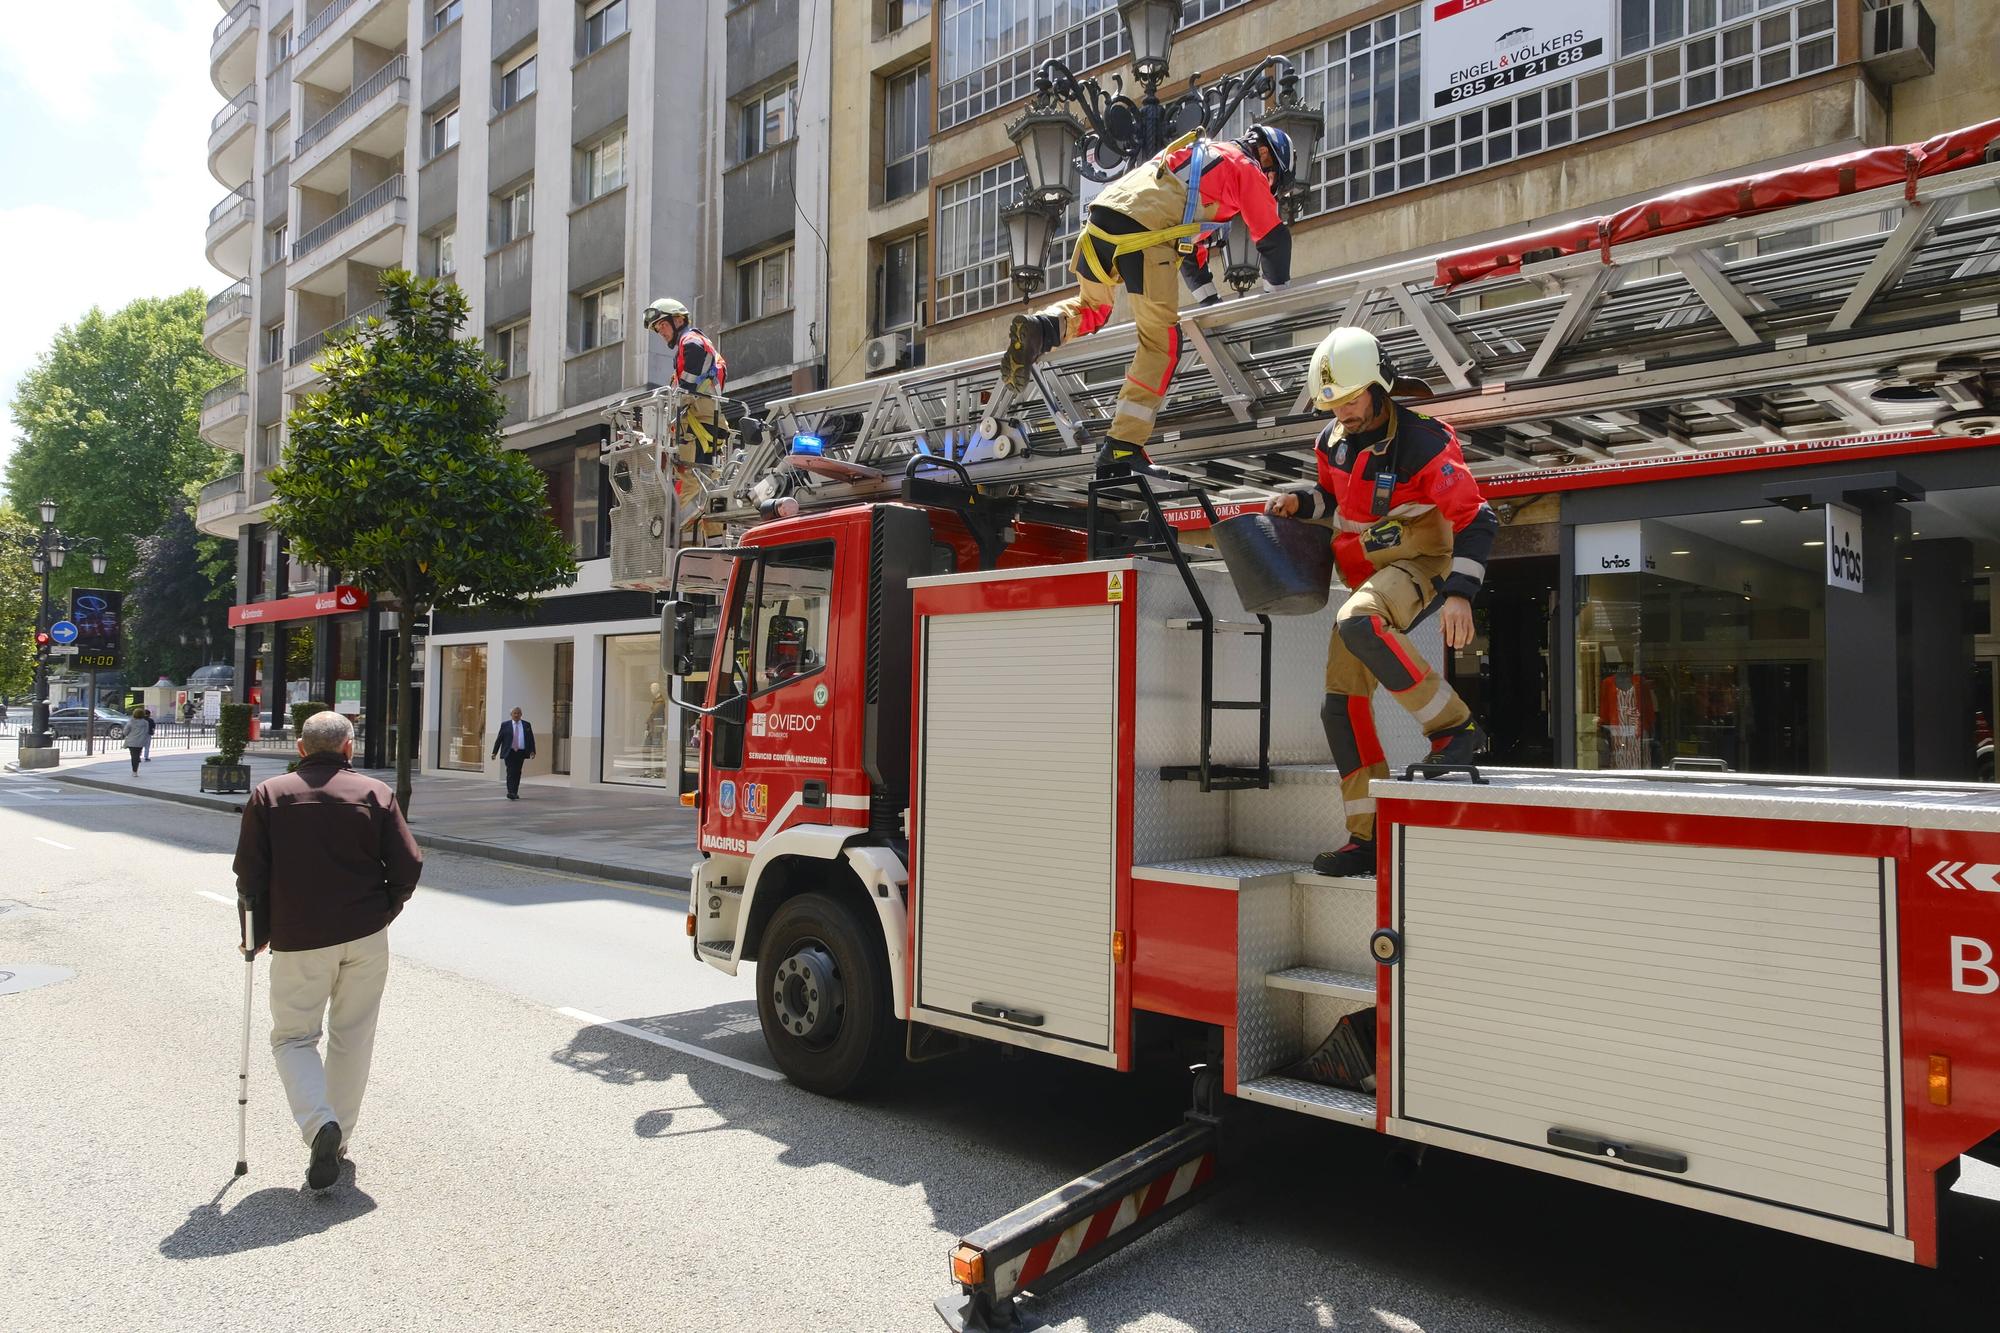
[37,768,692,894]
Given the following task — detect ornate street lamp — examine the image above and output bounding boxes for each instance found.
[1003,0,1323,291]
[1002,193,1062,298]
[6,497,105,759]
[1222,218,1261,295]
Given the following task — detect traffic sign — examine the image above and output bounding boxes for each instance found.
[48,620,78,645]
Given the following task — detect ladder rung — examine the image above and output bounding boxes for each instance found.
[1166,618,1267,634]
[1211,700,1263,710]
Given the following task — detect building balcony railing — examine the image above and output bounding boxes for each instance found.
[206,281,252,323]
[203,281,253,365]
[199,375,250,449]
[210,0,258,98]
[298,0,361,50]
[288,299,388,370]
[292,174,405,262]
[195,473,256,538]
[297,55,408,155]
[208,87,257,188]
[209,189,253,228]
[205,190,255,278]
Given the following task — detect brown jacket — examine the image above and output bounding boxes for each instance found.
[233,754,423,951]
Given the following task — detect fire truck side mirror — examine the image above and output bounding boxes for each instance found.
[661,600,695,677]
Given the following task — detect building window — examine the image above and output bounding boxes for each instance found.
[431,0,464,36]
[602,633,668,787]
[265,117,291,163]
[262,323,285,367]
[1292,1,1839,219]
[267,223,288,266]
[880,232,927,333]
[578,281,624,351]
[935,160,1087,321]
[426,228,456,277]
[735,248,792,323]
[583,130,627,200]
[499,51,537,110]
[883,64,930,202]
[259,423,283,469]
[429,104,460,157]
[737,82,794,162]
[583,0,628,54]
[493,321,529,380]
[887,0,931,32]
[498,184,533,243]
[437,643,487,772]
[270,25,294,62]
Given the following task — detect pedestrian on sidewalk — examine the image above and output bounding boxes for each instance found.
[123,708,152,774]
[233,710,423,1191]
[141,707,155,761]
[490,706,536,800]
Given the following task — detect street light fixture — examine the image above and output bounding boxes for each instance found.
[1222,219,1262,295]
[999,1,1323,295]
[1002,193,1061,297]
[5,497,105,759]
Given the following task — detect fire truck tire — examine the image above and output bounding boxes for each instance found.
[756,890,897,1096]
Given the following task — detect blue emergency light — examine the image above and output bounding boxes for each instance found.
[790,434,825,456]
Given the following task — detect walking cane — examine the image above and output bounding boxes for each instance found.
[235,906,256,1176]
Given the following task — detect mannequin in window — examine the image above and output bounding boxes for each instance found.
[1597,648,1657,770]
[645,681,666,752]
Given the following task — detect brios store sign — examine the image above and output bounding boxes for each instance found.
[1421,0,1613,113]
[1825,502,1864,592]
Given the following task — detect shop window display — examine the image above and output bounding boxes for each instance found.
[603,633,668,786]
[439,644,488,771]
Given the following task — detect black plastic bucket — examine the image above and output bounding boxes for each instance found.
[1212,513,1334,615]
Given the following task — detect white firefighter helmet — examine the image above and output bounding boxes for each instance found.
[643,297,690,330]
[1306,326,1394,410]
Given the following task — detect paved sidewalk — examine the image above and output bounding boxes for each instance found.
[30,750,700,889]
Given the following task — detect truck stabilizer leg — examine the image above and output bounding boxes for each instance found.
[933,1118,1220,1332]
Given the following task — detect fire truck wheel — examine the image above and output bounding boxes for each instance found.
[756,890,896,1096]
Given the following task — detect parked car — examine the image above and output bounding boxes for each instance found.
[48,706,130,741]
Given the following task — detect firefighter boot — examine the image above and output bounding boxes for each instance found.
[1094,438,1156,479]
[1313,838,1376,878]
[999,314,1061,390]
[1428,718,1488,767]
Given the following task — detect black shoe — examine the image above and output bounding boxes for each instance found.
[1428,719,1488,767]
[1094,439,1154,480]
[1313,838,1376,878]
[307,1120,342,1191]
[999,314,1057,390]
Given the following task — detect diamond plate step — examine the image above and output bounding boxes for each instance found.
[1134,856,1308,889]
[1234,1075,1377,1127]
[1264,965,1375,1002]
[1295,870,1376,890]
[696,941,732,960]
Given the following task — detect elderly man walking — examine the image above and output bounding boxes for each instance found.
[233,711,423,1190]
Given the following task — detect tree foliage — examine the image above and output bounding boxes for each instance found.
[125,508,237,684]
[271,271,577,810]
[5,290,236,595]
[0,512,39,699]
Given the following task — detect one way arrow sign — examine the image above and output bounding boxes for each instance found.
[1927,861,2000,893]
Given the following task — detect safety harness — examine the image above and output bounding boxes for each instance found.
[1075,130,1225,285]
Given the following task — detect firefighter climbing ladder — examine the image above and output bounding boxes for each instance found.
[605,148,2000,563]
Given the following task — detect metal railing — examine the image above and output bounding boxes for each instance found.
[213,0,257,41]
[199,473,247,508]
[206,281,251,322]
[288,299,389,367]
[298,0,361,52]
[297,55,408,155]
[202,375,248,411]
[211,86,256,134]
[291,174,404,261]
[208,190,253,227]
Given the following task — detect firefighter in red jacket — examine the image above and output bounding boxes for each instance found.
[643,297,731,466]
[1267,327,1495,877]
[1000,125,1297,477]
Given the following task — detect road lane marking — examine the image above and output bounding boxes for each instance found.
[454,859,690,900]
[555,1006,785,1083]
[33,836,75,850]
[196,891,236,905]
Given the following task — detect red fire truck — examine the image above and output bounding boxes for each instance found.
[620,122,2000,1328]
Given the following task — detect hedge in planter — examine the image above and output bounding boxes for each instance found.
[202,703,254,793]
[290,701,329,736]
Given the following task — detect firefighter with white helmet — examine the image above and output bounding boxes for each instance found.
[1268,326,1496,877]
[999,124,1297,477]
[643,297,731,465]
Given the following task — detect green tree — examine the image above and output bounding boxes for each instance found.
[125,508,237,684]
[270,271,577,812]
[0,512,39,700]
[5,291,235,595]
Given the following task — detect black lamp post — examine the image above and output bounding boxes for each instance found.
[10,498,106,754]
[1000,0,1323,293]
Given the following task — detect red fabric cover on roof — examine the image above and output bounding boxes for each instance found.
[1433,116,2000,290]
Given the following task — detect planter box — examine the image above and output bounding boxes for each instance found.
[200,762,253,794]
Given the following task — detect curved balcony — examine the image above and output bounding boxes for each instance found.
[208,88,257,189]
[203,281,253,366]
[205,190,255,279]
[199,375,250,450]
[293,56,410,192]
[290,174,406,294]
[285,298,388,390]
[195,473,259,539]
[210,0,258,98]
[296,0,408,86]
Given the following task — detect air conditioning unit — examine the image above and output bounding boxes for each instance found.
[863,331,910,375]
[1863,0,1936,84]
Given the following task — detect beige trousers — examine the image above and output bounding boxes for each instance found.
[269,927,389,1147]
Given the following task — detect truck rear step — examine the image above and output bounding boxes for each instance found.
[1234,1076,1377,1128]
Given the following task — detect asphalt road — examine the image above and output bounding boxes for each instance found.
[6,769,2000,1332]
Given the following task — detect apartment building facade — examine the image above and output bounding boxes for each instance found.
[198,0,829,787]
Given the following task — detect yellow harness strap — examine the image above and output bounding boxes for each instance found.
[1077,130,1212,282]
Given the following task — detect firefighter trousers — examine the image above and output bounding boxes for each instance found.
[675,396,730,469]
[1031,186,1194,453]
[1322,549,1471,843]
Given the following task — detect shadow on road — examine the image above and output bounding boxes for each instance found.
[159,1163,377,1259]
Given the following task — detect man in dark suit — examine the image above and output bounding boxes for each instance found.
[490,706,536,800]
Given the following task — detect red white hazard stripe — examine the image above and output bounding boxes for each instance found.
[990,1153,1216,1299]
